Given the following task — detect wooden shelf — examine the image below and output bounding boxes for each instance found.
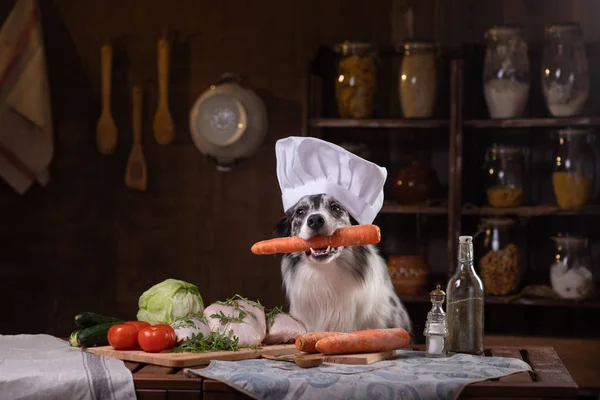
[399,294,600,308]
[308,118,449,129]
[380,202,447,214]
[461,205,600,217]
[464,116,600,129]
[380,204,600,217]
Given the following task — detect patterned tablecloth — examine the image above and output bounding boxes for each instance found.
[185,349,532,400]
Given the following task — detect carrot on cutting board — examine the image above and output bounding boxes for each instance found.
[295,332,345,353]
[251,224,381,255]
[314,328,410,355]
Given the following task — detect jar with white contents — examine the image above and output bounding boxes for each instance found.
[483,25,530,119]
[541,23,589,117]
[550,235,595,300]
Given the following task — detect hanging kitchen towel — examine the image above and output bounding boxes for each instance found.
[0,0,54,194]
[185,349,532,400]
[0,334,136,400]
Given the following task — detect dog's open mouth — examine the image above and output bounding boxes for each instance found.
[306,246,338,260]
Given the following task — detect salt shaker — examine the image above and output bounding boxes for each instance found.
[423,284,448,357]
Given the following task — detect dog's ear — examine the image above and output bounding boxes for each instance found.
[273,216,291,238]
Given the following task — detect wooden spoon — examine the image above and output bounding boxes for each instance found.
[96,42,118,154]
[153,31,174,145]
[262,353,323,368]
[124,86,147,191]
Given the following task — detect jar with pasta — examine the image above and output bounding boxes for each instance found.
[483,145,527,208]
[477,218,523,296]
[552,128,595,209]
[550,235,594,300]
[333,41,377,119]
[398,40,438,118]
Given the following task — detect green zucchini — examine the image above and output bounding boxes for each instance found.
[69,321,121,347]
[74,312,123,329]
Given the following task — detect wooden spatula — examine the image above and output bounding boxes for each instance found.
[96,42,118,154]
[125,86,147,191]
[153,30,174,145]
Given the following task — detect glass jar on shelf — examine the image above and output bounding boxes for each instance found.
[333,41,377,119]
[550,235,594,300]
[483,144,527,208]
[552,128,595,209]
[483,25,530,119]
[398,40,438,118]
[477,217,523,296]
[541,23,589,117]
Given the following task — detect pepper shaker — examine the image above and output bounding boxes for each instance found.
[423,284,448,357]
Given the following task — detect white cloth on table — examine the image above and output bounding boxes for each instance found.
[0,334,136,400]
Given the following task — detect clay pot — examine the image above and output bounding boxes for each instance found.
[393,160,441,204]
[387,255,429,296]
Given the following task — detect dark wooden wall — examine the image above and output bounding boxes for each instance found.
[0,0,393,336]
[2,0,599,340]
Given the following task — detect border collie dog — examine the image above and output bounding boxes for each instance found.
[274,193,412,335]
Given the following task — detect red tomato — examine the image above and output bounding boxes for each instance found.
[138,325,177,353]
[152,324,173,330]
[124,321,151,331]
[107,324,140,350]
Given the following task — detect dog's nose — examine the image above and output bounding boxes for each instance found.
[307,214,325,231]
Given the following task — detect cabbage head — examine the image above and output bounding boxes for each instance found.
[137,278,204,325]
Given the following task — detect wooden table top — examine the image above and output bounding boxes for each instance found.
[125,345,579,400]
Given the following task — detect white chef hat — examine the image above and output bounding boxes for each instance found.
[275,136,387,225]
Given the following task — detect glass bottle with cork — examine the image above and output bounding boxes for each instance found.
[446,235,485,355]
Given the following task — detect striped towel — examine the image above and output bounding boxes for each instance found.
[0,0,54,194]
[0,334,136,400]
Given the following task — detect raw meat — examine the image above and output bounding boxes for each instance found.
[264,312,308,344]
[204,298,266,346]
[171,315,211,343]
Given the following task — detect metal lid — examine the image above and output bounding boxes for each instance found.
[332,41,374,55]
[557,127,592,136]
[430,284,446,302]
[551,234,588,247]
[481,217,515,226]
[545,23,582,36]
[485,24,524,38]
[401,39,436,50]
[488,144,524,155]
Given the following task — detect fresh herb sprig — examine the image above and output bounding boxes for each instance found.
[265,306,302,327]
[210,310,246,324]
[173,330,264,353]
[171,313,209,328]
[214,294,264,322]
[174,331,240,353]
[216,294,264,310]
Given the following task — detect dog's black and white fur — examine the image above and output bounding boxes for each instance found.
[274,193,412,335]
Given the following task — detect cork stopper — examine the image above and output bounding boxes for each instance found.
[430,284,446,302]
[459,236,473,244]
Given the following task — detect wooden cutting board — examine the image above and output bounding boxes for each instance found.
[264,350,395,366]
[320,350,395,365]
[85,344,396,368]
[84,344,299,368]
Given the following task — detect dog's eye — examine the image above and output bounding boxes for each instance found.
[331,204,341,212]
[296,208,305,216]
